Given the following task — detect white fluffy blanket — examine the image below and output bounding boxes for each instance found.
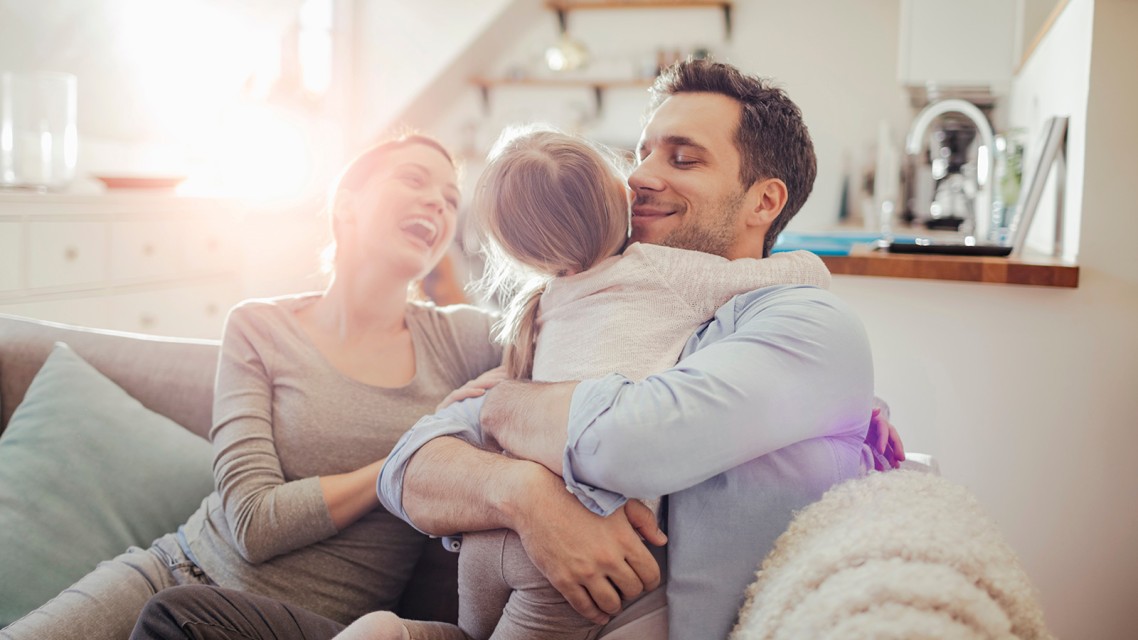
[730,470,1053,640]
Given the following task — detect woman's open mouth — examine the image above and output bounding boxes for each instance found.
[399,216,440,249]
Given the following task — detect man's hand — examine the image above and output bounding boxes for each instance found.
[510,468,667,625]
[866,407,906,470]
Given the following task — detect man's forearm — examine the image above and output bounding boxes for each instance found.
[481,380,576,475]
[401,435,551,536]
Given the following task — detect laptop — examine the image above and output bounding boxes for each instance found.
[884,236,1013,257]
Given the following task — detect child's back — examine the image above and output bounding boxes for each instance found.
[533,241,829,383]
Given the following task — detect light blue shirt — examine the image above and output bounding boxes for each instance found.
[379,285,874,638]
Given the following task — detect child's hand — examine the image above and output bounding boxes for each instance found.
[867,407,906,470]
[435,366,510,412]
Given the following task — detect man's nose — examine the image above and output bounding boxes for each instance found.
[628,160,665,192]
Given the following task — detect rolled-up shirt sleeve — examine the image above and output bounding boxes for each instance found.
[563,286,874,515]
[377,395,487,532]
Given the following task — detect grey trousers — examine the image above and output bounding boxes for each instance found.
[0,533,212,640]
[402,529,608,640]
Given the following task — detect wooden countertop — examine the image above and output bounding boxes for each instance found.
[822,246,1079,288]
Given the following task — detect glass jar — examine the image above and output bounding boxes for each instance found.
[0,71,78,191]
[992,129,1026,243]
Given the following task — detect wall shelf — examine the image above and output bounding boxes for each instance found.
[546,1,733,38]
[821,248,1079,288]
[470,76,655,114]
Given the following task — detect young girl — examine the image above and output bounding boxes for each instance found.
[342,127,831,640]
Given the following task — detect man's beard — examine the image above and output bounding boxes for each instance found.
[654,188,747,259]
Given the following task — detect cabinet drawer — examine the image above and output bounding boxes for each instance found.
[27,222,108,289]
[110,221,186,281]
[167,281,240,339]
[0,222,21,291]
[183,219,239,272]
[106,289,178,336]
[108,281,239,339]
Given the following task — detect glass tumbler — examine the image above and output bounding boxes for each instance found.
[0,71,78,191]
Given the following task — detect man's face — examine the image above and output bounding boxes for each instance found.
[629,92,754,259]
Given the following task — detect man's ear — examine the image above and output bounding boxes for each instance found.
[746,178,788,228]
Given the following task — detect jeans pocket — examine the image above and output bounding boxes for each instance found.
[170,560,214,586]
[153,533,213,586]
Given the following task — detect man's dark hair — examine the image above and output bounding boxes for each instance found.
[648,60,817,256]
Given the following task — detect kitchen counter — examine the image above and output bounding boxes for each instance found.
[821,245,1079,288]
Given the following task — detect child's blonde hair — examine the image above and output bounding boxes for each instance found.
[471,126,630,379]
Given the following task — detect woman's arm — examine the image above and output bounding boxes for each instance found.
[209,305,341,563]
[319,459,386,530]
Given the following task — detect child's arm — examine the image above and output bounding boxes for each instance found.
[639,245,831,320]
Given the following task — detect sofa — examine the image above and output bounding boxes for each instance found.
[0,312,1053,638]
[0,313,458,628]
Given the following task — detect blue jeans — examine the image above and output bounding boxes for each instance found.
[130,585,348,640]
[1,533,213,640]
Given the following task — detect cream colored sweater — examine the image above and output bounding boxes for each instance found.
[532,243,831,383]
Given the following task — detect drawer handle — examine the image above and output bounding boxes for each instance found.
[139,314,156,328]
[63,246,79,262]
[142,243,155,257]
[205,303,219,316]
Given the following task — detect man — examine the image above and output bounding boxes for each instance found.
[131,60,902,639]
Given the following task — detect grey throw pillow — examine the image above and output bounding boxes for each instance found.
[0,343,215,626]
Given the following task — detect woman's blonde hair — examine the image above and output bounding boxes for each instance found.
[470,126,630,379]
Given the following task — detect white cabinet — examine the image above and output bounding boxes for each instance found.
[106,282,238,339]
[898,0,1018,90]
[0,223,21,291]
[27,221,108,289]
[1,296,111,329]
[0,193,249,339]
[183,219,240,273]
[109,220,185,281]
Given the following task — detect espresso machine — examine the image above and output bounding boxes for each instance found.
[902,95,997,241]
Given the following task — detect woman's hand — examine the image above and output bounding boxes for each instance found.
[435,366,510,412]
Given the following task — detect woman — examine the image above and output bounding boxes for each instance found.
[0,134,503,640]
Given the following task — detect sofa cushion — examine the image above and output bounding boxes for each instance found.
[0,343,215,626]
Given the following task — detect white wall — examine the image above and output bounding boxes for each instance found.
[834,1,1138,638]
[1079,0,1138,287]
[349,0,523,144]
[1007,0,1092,260]
[418,0,913,232]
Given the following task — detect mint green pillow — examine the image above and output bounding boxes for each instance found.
[0,343,215,626]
